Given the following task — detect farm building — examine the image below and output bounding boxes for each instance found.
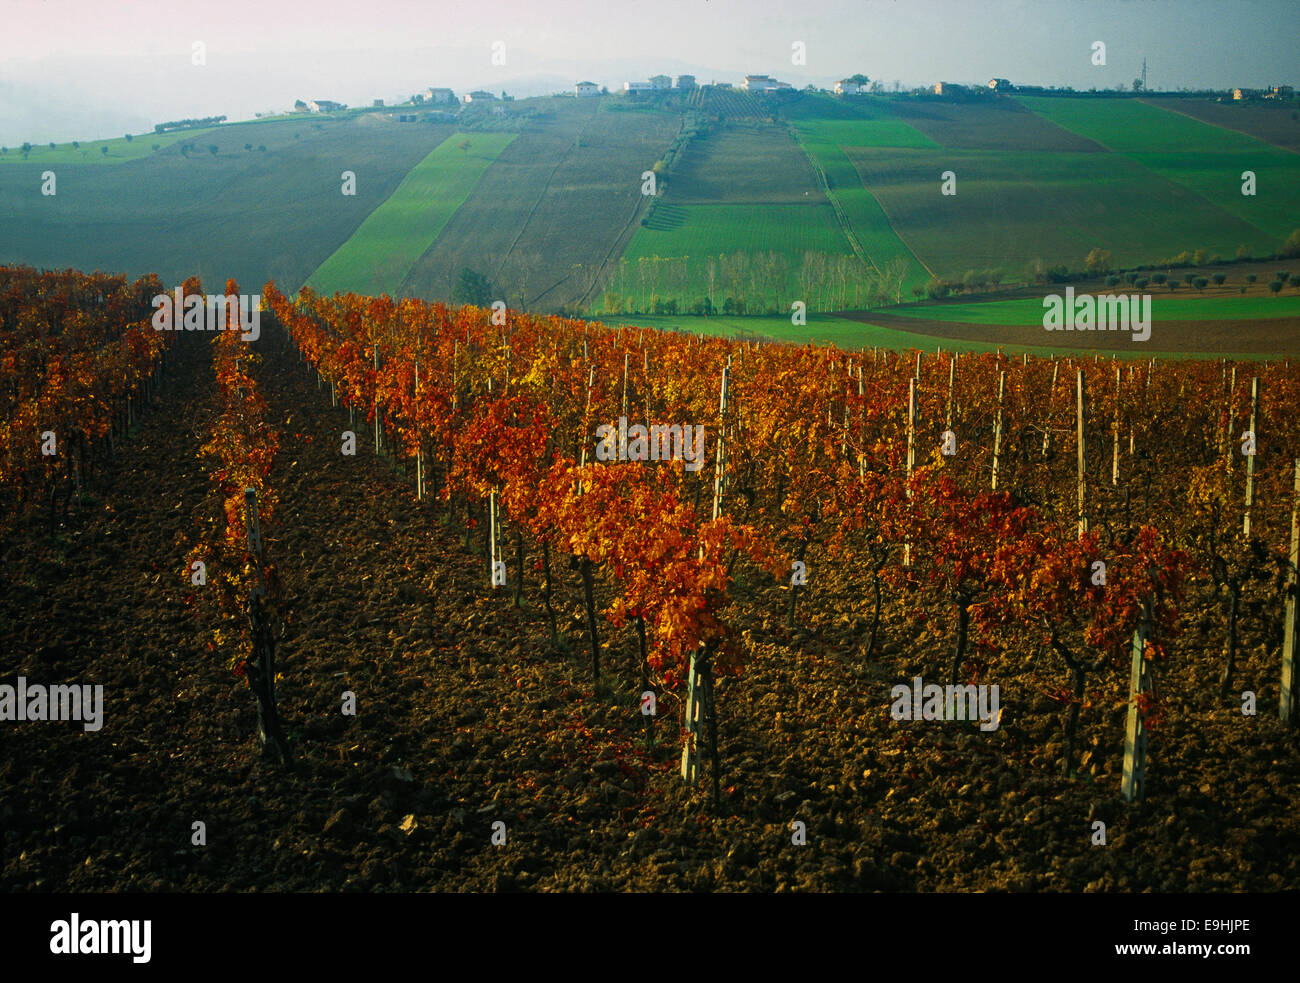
[742,74,793,93]
[988,78,1013,91]
[462,90,497,103]
[676,74,696,89]
[574,81,600,97]
[650,75,672,90]
[932,82,967,96]
[424,87,455,104]
[1232,88,1260,101]
[623,81,652,93]
[308,99,346,112]
[1266,85,1294,99]
[834,79,864,95]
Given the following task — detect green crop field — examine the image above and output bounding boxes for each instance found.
[844,146,1275,277]
[884,294,1300,324]
[305,131,516,297]
[885,99,1104,152]
[1145,98,1300,153]
[0,113,456,292]
[792,117,938,150]
[788,122,930,289]
[626,202,850,257]
[1019,96,1300,243]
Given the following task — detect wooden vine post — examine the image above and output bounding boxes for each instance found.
[414,361,423,500]
[1076,369,1088,539]
[575,366,600,682]
[1281,460,1300,725]
[1121,598,1154,802]
[904,376,916,567]
[1042,358,1058,456]
[1112,363,1121,486]
[1243,377,1259,538]
[243,488,292,767]
[683,356,730,796]
[991,370,1004,491]
[373,345,381,456]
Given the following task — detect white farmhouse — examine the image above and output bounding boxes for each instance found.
[575,81,600,97]
[742,74,793,93]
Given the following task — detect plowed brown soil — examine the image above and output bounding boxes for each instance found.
[3,319,1298,892]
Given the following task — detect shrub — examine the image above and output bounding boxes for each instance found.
[1268,280,1284,294]
[1194,277,1209,290]
[1245,273,1257,283]
[1211,273,1226,285]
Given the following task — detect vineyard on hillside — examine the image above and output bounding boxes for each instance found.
[2,265,1299,891]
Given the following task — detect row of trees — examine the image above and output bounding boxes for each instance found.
[595,251,912,315]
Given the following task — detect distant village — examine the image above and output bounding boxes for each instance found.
[275,73,1296,124]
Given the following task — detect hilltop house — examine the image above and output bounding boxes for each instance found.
[463,90,497,103]
[623,81,652,93]
[742,74,793,93]
[675,74,696,89]
[932,82,966,96]
[649,74,672,90]
[308,99,346,112]
[834,79,864,95]
[988,77,1013,92]
[424,87,455,104]
[574,81,600,97]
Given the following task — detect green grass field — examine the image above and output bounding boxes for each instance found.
[884,293,1300,324]
[845,146,1275,276]
[789,123,930,288]
[306,132,516,297]
[0,128,215,165]
[792,117,938,150]
[625,203,851,258]
[1019,96,1300,244]
[886,99,1104,152]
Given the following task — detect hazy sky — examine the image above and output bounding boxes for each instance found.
[2,0,1296,143]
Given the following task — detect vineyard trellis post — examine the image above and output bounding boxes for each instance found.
[904,376,916,567]
[1281,460,1300,725]
[1112,363,1121,486]
[683,355,730,789]
[1121,596,1153,803]
[1076,369,1088,539]
[414,361,423,500]
[1243,377,1259,539]
[1043,358,1058,457]
[992,370,1004,491]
